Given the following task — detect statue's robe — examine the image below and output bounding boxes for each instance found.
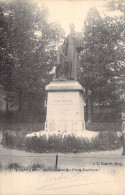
[55,32,84,80]
[64,32,84,80]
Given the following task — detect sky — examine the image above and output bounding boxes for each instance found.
[37,0,106,34]
[1,0,122,35]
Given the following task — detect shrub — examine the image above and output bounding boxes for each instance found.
[93,131,121,150]
[25,132,121,153]
[0,164,3,170]
[6,163,53,171]
[2,132,26,149]
[7,163,22,170]
[2,130,122,153]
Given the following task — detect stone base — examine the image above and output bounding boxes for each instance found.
[26,130,99,140]
[45,80,85,132]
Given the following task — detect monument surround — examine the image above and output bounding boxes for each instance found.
[45,80,85,132]
[26,24,99,139]
[26,23,92,138]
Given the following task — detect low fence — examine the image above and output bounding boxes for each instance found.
[0,122,121,132]
[86,123,121,132]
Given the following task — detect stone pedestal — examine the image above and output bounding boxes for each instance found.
[45,80,85,132]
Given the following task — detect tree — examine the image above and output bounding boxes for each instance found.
[0,5,16,115]
[0,0,64,120]
[80,7,125,121]
[0,6,14,91]
[107,0,125,104]
[1,0,64,92]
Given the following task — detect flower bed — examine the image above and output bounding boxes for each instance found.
[2,130,121,153]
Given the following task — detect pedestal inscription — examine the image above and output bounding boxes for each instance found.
[45,81,85,132]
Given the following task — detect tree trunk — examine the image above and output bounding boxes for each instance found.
[5,94,9,121]
[18,90,22,112]
[99,98,101,112]
[90,90,94,122]
[28,92,31,111]
[5,97,9,115]
[85,88,89,122]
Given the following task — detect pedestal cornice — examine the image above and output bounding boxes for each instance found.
[45,80,84,92]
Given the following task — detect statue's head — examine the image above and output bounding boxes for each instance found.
[69,23,75,32]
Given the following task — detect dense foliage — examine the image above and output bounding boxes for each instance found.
[0,0,64,93]
[0,0,64,119]
[2,130,121,153]
[80,5,125,108]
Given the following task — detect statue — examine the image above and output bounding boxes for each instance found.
[54,42,69,80]
[54,23,84,81]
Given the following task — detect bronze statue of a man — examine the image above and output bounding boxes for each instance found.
[55,23,84,81]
